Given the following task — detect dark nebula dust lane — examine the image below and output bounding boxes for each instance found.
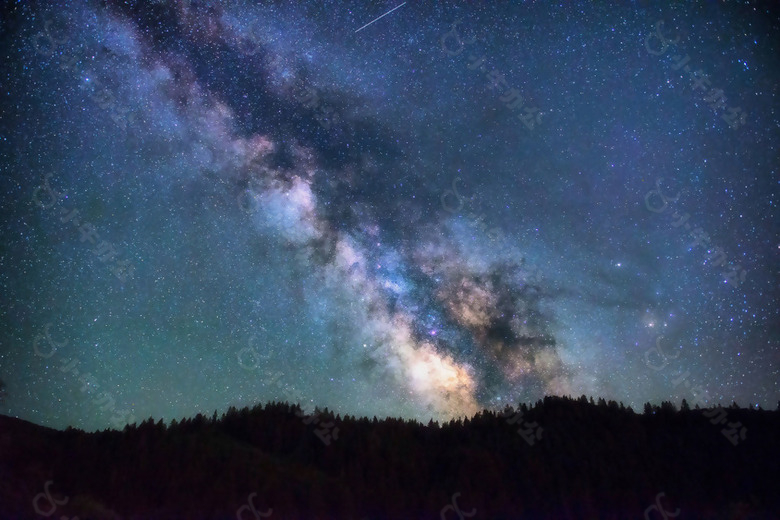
[0,1,777,431]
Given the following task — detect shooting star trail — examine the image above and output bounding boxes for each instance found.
[355,2,407,33]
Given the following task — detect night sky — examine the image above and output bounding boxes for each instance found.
[0,1,777,432]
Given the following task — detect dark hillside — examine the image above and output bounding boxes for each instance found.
[1,397,778,519]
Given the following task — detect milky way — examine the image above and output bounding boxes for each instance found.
[1,1,777,431]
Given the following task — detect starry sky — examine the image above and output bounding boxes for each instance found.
[0,1,777,432]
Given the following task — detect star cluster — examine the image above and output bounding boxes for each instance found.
[0,1,777,431]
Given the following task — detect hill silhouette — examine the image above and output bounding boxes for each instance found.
[1,395,778,519]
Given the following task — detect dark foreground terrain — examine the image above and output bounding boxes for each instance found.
[1,396,778,519]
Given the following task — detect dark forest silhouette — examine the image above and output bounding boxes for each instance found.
[1,395,778,519]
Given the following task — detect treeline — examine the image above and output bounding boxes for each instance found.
[1,395,778,519]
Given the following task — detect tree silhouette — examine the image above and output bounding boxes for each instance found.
[0,395,776,518]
